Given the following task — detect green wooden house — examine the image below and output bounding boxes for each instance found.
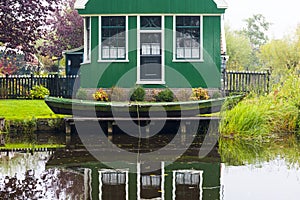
[74,0,227,91]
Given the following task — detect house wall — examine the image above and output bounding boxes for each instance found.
[80,15,221,89]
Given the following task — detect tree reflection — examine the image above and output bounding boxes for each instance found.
[0,168,86,199]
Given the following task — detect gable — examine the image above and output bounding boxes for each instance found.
[75,0,227,15]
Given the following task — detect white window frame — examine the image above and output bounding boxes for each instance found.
[98,16,129,63]
[83,17,91,63]
[137,15,165,85]
[137,162,165,200]
[173,15,204,63]
[98,169,129,200]
[172,170,203,200]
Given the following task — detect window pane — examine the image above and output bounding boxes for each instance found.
[176,16,201,59]
[101,16,126,60]
[141,16,161,30]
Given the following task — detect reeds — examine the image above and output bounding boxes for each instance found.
[220,71,300,138]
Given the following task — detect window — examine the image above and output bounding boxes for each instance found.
[84,17,91,62]
[175,16,202,61]
[100,16,127,61]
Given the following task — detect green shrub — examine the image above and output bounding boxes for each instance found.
[154,88,174,102]
[190,88,209,101]
[76,88,88,100]
[130,86,145,101]
[30,85,50,99]
[212,91,222,99]
[93,88,109,101]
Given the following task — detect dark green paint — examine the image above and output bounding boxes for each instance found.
[80,15,221,89]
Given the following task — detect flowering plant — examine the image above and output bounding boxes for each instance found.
[93,88,109,101]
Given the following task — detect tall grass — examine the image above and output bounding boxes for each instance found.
[220,71,300,138]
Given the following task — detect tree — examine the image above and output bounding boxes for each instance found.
[39,0,84,59]
[243,14,271,50]
[259,25,300,78]
[225,25,252,70]
[0,0,60,60]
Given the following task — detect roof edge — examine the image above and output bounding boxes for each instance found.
[213,0,228,9]
[74,0,89,9]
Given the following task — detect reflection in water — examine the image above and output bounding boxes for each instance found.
[1,129,300,199]
[99,170,128,200]
[0,152,89,199]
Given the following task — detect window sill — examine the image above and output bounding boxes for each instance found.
[172,59,204,63]
[136,80,166,85]
[97,59,129,63]
[81,61,91,65]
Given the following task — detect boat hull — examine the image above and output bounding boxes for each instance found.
[45,96,239,118]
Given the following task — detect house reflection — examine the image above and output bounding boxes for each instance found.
[47,150,221,200]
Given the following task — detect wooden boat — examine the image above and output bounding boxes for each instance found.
[45,95,242,118]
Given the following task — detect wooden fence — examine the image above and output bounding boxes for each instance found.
[0,74,79,99]
[224,70,270,94]
[0,70,271,99]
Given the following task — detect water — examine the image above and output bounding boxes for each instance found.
[1,127,300,199]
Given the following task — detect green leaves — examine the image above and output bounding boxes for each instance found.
[30,85,50,99]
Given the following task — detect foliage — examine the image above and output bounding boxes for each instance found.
[273,71,300,109]
[259,25,300,79]
[190,88,209,101]
[225,25,253,70]
[130,86,146,101]
[38,0,83,59]
[93,88,109,102]
[154,88,174,102]
[212,91,222,99]
[220,82,299,138]
[242,14,271,50]
[110,86,127,101]
[0,51,24,75]
[0,0,60,60]
[30,85,50,99]
[75,88,88,100]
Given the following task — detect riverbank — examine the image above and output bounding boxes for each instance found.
[0,99,67,133]
[219,72,300,138]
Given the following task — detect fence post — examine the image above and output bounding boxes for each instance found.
[5,74,9,99]
[55,74,59,97]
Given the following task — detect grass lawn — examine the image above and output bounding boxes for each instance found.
[0,99,64,120]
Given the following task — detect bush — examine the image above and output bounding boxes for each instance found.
[190,88,209,101]
[30,85,50,99]
[76,88,88,100]
[154,88,174,102]
[130,86,145,101]
[93,88,109,101]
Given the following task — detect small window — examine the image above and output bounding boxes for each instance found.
[100,16,126,60]
[175,16,201,60]
[140,16,161,30]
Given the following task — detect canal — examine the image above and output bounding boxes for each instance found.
[1,120,300,199]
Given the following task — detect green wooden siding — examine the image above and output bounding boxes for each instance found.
[78,0,225,15]
[80,15,221,89]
